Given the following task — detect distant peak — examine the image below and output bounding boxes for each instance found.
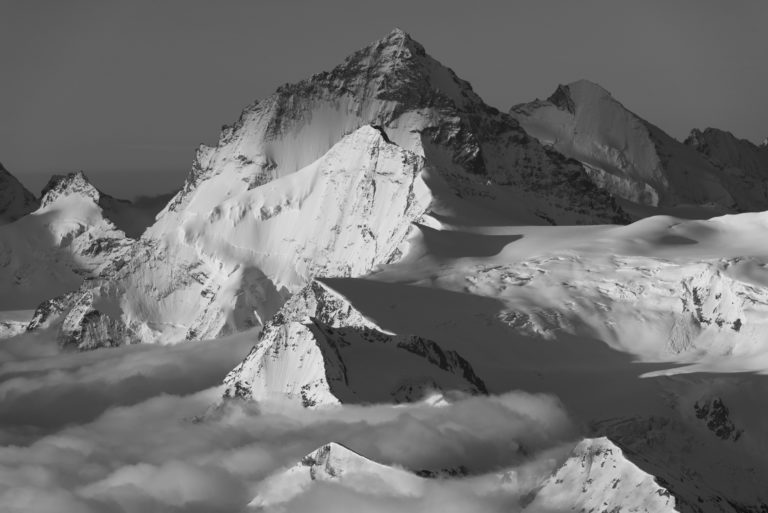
[40,171,100,207]
[761,137,768,148]
[369,27,426,58]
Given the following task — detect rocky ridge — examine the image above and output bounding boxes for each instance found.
[223,279,486,406]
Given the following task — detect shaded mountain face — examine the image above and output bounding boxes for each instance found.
[27,29,631,350]
[0,162,39,224]
[685,127,768,206]
[510,80,766,215]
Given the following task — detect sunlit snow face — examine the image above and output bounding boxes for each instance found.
[0,331,576,513]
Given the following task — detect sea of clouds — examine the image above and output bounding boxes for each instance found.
[0,330,579,512]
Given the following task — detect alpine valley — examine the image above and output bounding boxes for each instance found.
[2,29,768,513]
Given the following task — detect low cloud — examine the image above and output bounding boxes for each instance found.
[0,332,579,512]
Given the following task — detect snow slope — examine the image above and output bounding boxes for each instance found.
[523,437,678,512]
[222,207,768,510]
[32,29,636,350]
[0,172,131,311]
[223,280,486,406]
[248,442,425,509]
[510,80,764,215]
[0,161,38,224]
[31,126,431,348]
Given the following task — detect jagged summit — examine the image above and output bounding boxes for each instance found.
[0,161,39,224]
[39,171,100,208]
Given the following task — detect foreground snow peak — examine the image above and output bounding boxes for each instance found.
[223,280,486,406]
[248,442,425,509]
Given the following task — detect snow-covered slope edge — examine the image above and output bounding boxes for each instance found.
[0,161,38,224]
[223,279,487,406]
[30,126,432,348]
[510,80,763,214]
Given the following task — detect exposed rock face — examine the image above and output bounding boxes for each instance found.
[511,80,765,213]
[248,442,425,509]
[523,437,678,513]
[223,280,486,406]
[0,162,38,224]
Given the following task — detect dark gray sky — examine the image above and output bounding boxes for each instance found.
[2,0,766,198]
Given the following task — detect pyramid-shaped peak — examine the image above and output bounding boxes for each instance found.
[303,442,361,463]
[376,27,424,52]
[40,170,100,207]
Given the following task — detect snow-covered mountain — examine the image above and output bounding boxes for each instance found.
[27,29,633,350]
[248,438,679,512]
[521,437,678,512]
[223,279,486,406]
[0,161,38,224]
[219,204,768,510]
[0,171,131,311]
[248,442,425,509]
[510,80,766,216]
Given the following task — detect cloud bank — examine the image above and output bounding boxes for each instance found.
[0,332,578,512]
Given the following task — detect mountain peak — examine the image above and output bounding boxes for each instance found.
[761,137,768,148]
[301,442,362,467]
[376,27,423,53]
[547,80,613,113]
[39,171,100,208]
